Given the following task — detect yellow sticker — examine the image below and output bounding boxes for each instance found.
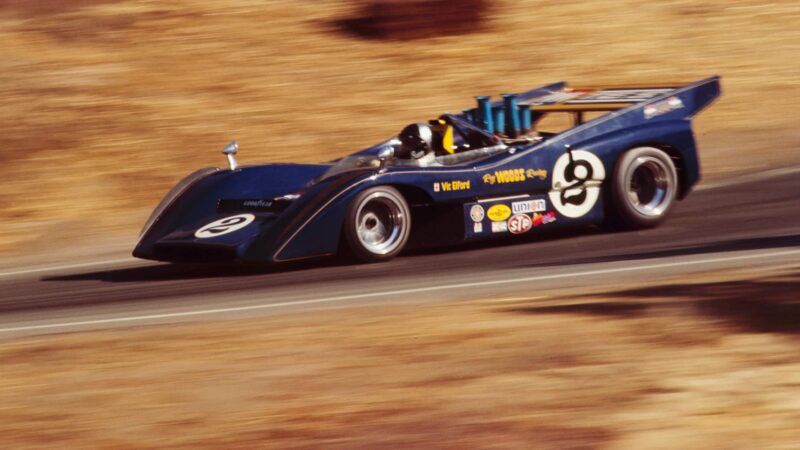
[487,204,512,222]
[483,168,548,185]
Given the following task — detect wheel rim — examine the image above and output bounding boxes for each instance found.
[625,156,674,217]
[355,192,407,255]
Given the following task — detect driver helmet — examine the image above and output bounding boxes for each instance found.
[397,123,433,159]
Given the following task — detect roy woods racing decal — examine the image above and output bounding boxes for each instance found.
[548,150,606,218]
[482,168,547,185]
[195,214,256,239]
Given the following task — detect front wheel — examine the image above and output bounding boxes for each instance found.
[609,146,678,229]
[343,186,411,262]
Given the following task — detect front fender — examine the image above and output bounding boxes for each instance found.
[134,163,329,260]
[241,172,377,262]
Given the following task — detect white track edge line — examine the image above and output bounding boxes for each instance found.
[696,165,800,191]
[0,258,136,278]
[2,248,799,334]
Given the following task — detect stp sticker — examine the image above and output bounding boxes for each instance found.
[487,204,512,222]
[548,150,606,218]
[195,214,256,239]
[511,199,546,214]
[508,214,533,234]
[470,204,485,222]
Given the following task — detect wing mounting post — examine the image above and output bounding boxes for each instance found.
[572,112,584,126]
[222,140,239,171]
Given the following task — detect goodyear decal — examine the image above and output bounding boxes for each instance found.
[487,204,511,222]
[483,168,547,185]
[434,180,471,192]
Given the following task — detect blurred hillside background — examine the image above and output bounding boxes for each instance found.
[1,0,799,256]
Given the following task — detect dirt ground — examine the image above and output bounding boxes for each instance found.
[3,2,800,448]
[2,266,800,449]
[1,0,800,255]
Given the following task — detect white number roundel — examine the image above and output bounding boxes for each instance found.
[548,150,606,218]
[195,214,256,239]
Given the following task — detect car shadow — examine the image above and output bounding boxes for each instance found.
[43,226,602,284]
[43,232,799,284]
[511,233,800,269]
[506,268,800,334]
[42,257,350,283]
[405,226,606,256]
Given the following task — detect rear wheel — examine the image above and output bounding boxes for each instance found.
[343,186,411,262]
[609,146,678,229]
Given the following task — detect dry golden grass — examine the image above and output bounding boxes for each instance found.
[1,0,799,254]
[3,4,800,446]
[2,267,800,448]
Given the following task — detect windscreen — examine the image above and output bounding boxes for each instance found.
[441,113,497,150]
[315,155,381,183]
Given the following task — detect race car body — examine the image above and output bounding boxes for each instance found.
[133,76,721,264]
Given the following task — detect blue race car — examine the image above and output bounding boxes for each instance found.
[134,76,721,264]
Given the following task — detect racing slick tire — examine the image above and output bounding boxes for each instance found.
[609,146,678,229]
[343,186,411,262]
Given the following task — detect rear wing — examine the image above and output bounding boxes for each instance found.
[462,76,721,136]
[524,84,683,112]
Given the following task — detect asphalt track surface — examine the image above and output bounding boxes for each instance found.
[1,169,799,337]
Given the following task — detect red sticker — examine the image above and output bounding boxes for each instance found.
[508,214,533,234]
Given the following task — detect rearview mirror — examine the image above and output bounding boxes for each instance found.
[377,146,394,160]
[377,146,394,173]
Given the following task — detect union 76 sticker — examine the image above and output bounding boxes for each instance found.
[195,214,256,239]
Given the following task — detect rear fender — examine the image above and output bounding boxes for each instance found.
[571,120,699,196]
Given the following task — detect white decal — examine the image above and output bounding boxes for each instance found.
[511,199,546,214]
[491,221,508,233]
[195,214,256,239]
[470,204,485,222]
[508,214,533,234]
[549,150,606,218]
[473,222,483,233]
[433,183,440,192]
[644,96,684,119]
